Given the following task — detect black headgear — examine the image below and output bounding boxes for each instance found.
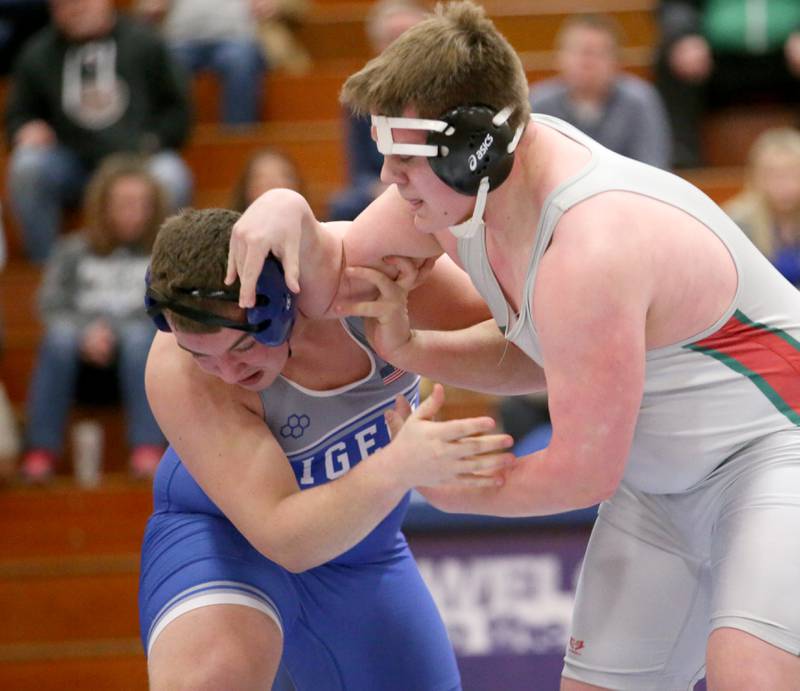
[371,104,522,196]
[426,104,517,195]
[371,105,524,238]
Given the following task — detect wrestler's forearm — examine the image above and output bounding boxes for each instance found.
[420,447,613,517]
[391,320,546,395]
[260,449,412,573]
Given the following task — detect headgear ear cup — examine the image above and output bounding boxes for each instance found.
[247,255,296,346]
[427,104,516,195]
[144,267,171,332]
[143,257,296,346]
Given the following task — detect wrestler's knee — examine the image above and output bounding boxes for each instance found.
[706,627,800,690]
[561,677,608,690]
[149,641,275,691]
[147,606,282,691]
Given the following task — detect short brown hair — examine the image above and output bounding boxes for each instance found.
[83,154,167,256]
[341,0,530,131]
[149,208,243,333]
[555,13,624,51]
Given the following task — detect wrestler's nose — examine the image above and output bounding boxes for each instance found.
[380,156,406,186]
[215,355,248,384]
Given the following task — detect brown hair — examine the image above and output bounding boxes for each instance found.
[341,0,530,131]
[149,208,243,333]
[230,147,305,212]
[555,13,624,52]
[83,154,167,256]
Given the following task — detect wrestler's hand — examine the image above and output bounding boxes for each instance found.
[383,383,514,489]
[337,256,433,362]
[226,190,307,306]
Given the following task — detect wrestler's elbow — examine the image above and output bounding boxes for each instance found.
[581,453,625,504]
[589,478,618,505]
[254,537,314,573]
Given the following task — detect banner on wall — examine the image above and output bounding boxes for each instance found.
[408,527,590,691]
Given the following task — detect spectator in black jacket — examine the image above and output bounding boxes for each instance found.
[4,0,193,262]
[655,0,800,168]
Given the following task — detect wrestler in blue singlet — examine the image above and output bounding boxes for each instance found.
[138,318,461,691]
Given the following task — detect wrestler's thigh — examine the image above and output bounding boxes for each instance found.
[148,603,282,691]
[707,456,800,686]
[286,553,461,691]
[707,627,800,690]
[562,492,707,690]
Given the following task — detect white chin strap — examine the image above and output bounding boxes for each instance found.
[448,177,490,239]
[449,106,521,240]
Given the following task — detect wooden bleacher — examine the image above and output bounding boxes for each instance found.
[0,480,151,689]
[0,0,789,686]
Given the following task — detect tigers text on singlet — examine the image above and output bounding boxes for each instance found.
[153,317,419,564]
[457,114,800,493]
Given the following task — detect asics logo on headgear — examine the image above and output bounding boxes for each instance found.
[468,133,494,171]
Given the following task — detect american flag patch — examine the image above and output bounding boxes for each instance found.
[380,363,406,386]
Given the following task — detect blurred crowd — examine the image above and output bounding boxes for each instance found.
[0,0,798,483]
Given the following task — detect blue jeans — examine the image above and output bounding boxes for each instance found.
[7,145,193,262]
[170,39,266,125]
[24,320,164,454]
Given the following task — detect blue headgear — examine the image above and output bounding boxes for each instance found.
[144,256,296,347]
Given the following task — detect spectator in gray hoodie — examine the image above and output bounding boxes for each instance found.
[530,13,672,169]
[21,155,167,483]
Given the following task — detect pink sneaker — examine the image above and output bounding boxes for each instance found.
[20,450,57,484]
[129,445,164,479]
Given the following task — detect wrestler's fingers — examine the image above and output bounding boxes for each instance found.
[225,237,239,286]
[382,256,425,291]
[434,417,501,443]
[345,265,400,297]
[454,472,506,487]
[278,235,301,295]
[414,383,445,420]
[384,408,403,440]
[462,451,516,474]
[334,299,394,320]
[394,393,413,421]
[453,433,515,455]
[238,250,264,308]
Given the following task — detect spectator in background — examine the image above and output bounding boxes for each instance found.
[136,0,267,126]
[656,0,800,168]
[0,0,49,75]
[230,147,304,212]
[20,155,167,483]
[4,0,193,264]
[725,127,800,286]
[530,13,671,170]
[328,0,428,221]
[254,0,312,76]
